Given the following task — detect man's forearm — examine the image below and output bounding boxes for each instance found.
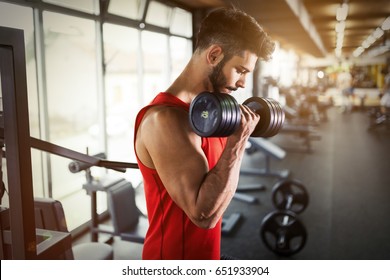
[193,136,248,228]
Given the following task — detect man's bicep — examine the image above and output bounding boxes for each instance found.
[145,112,209,211]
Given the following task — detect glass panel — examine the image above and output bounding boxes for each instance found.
[145,1,172,28]
[42,11,102,229]
[43,0,99,14]
[170,7,192,37]
[108,0,146,20]
[142,31,169,104]
[103,23,143,186]
[0,2,44,198]
[169,36,192,83]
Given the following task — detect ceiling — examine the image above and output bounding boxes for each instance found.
[172,0,390,62]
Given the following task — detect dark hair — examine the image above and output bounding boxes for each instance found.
[195,7,275,61]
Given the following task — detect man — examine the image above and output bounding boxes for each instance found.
[338,69,354,113]
[134,7,275,259]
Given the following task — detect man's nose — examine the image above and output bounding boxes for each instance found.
[236,77,246,88]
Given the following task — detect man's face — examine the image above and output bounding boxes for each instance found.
[209,50,257,94]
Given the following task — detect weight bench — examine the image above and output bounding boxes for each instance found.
[106,181,148,244]
[222,212,242,236]
[241,138,290,179]
[279,123,321,152]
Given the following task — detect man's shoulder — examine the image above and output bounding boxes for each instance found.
[143,105,188,127]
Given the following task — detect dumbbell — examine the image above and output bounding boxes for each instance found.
[189,92,285,138]
[260,179,309,256]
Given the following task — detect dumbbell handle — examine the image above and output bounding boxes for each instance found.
[277,196,293,248]
[277,229,287,248]
[285,194,293,211]
[277,213,291,249]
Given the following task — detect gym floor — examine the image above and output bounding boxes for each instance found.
[75,106,390,260]
[221,106,390,260]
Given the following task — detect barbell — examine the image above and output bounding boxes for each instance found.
[260,179,309,256]
[189,92,285,138]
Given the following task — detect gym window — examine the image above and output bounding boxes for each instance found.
[0,0,193,232]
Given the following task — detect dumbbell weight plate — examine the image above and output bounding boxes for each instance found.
[272,179,309,214]
[221,93,241,136]
[243,97,271,137]
[224,94,241,136]
[273,98,285,135]
[267,98,285,137]
[262,98,278,137]
[189,92,223,137]
[213,93,230,137]
[260,210,307,256]
[266,98,281,137]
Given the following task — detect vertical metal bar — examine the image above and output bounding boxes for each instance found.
[166,35,172,84]
[33,7,52,198]
[138,30,145,105]
[96,10,108,156]
[141,0,151,24]
[0,26,36,259]
[90,191,98,242]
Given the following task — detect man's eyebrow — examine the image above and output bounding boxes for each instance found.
[239,65,251,73]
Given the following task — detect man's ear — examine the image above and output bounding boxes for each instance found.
[207,45,224,66]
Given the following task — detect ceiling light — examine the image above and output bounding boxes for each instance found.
[335,21,346,33]
[381,16,390,30]
[366,35,376,45]
[353,47,364,58]
[373,27,384,39]
[336,35,343,45]
[336,3,349,21]
[362,39,371,49]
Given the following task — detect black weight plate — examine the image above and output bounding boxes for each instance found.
[261,98,277,137]
[243,97,269,137]
[219,93,234,137]
[228,94,241,134]
[267,98,281,137]
[254,97,272,137]
[218,94,233,137]
[260,210,307,256]
[277,100,286,129]
[268,98,281,137]
[272,179,309,214]
[269,98,285,136]
[189,92,222,137]
[219,93,236,137]
[268,98,284,137]
[224,94,240,136]
[213,93,229,137]
[256,97,273,137]
[264,98,281,137]
[222,93,239,137]
[265,99,279,137]
[276,99,286,132]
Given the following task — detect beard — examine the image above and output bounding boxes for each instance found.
[208,59,227,93]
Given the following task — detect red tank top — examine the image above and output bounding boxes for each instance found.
[134,92,227,260]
